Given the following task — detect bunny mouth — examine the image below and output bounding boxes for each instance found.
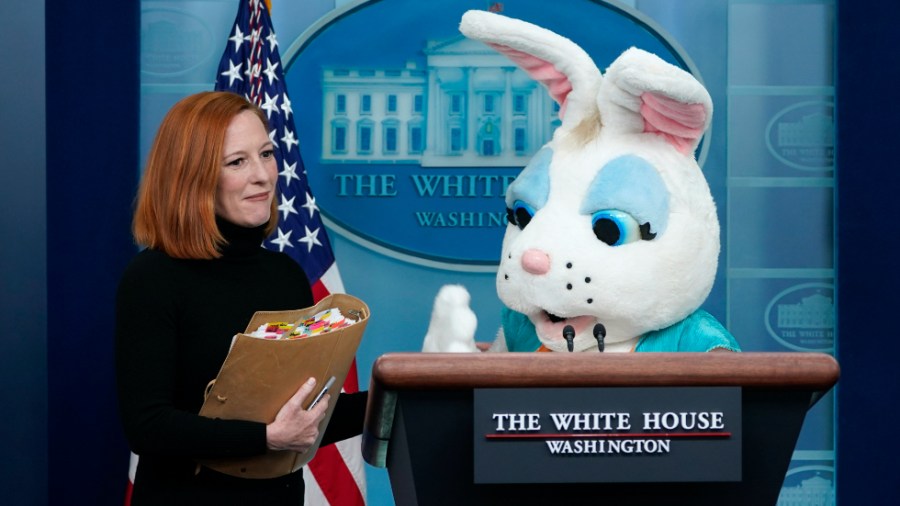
[535,311,595,342]
[546,311,565,324]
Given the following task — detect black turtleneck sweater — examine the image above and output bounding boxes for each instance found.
[115,219,366,505]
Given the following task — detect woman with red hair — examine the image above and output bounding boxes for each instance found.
[116,91,365,504]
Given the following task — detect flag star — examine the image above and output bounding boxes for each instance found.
[281,128,299,153]
[302,192,319,218]
[278,194,299,221]
[270,227,294,252]
[228,25,246,51]
[220,59,243,87]
[249,27,262,47]
[260,92,279,119]
[280,94,293,121]
[263,58,280,84]
[244,62,261,80]
[268,129,279,148]
[266,30,278,52]
[298,226,323,252]
[279,160,299,185]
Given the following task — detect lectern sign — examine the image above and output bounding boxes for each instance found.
[473,387,742,483]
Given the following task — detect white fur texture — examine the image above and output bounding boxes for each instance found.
[422,285,478,353]
[425,11,718,354]
[459,10,601,130]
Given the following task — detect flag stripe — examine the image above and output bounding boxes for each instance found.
[303,467,328,503]
[307,444,366,504]
[343,360,360,393]
[319,263,346,295]
[311,279,331,305]
[335,436,367,495]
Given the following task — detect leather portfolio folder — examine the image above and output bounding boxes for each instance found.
[198,293,370,478]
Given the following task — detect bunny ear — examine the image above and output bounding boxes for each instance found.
[460,10,602,130]
[600,48,712,155]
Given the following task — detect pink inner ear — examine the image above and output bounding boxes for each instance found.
[487,42,571,119]
[641,92,707,155]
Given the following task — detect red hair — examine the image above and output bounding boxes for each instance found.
[133,91,277,259]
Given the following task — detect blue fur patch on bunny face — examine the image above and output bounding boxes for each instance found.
[579,155,670,237]
[505,147,552,211]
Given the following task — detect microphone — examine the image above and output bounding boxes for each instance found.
[593,323,606,352]
[563,325,575,352]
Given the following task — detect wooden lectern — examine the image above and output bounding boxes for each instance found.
[362,352,839,506]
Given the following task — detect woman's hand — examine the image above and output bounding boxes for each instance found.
[266,377,330,453]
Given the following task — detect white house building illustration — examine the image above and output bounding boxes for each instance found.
[777,112,834,148]
[320,35,561,167]
[777,293,835,329]
[777,474,835,506]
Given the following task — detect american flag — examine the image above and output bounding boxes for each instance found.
[214,0,366,504]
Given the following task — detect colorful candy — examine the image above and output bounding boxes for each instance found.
[247,308,357,340]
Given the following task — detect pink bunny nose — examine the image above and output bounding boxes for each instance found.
[521,249,551,275]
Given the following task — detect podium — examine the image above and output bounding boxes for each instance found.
[362,352,839,506]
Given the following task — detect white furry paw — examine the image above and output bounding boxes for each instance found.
[422,285,478,353]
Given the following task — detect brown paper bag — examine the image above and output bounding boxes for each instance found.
[197,293,369,479]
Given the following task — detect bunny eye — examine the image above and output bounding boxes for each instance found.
[507,200,536,230]
[591,210,644,246]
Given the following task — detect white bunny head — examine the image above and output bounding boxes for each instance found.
[461,10,719,352]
